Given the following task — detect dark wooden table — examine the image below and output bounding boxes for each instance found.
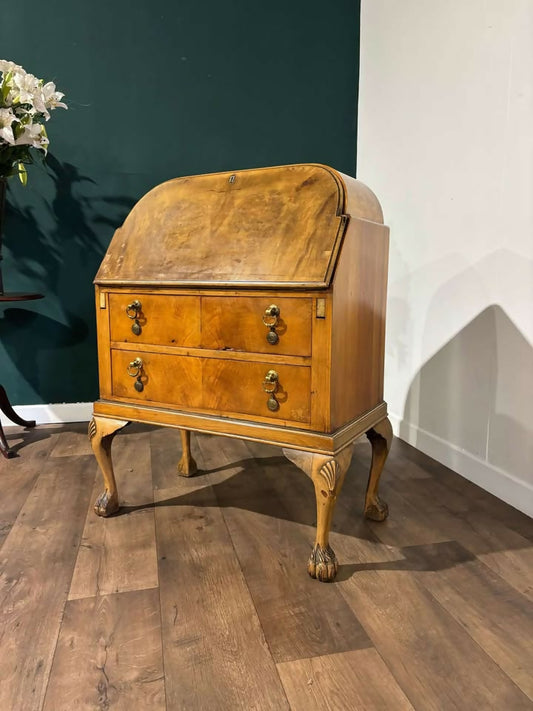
[0,292,44,458]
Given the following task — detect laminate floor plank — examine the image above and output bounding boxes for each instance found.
[69,429,158,600]
[387,475,533,600]
[333,538,533,710]
[394,439,533,541]
[49,421,93,457]
[0,454,95,711]
[3,425,532,711]
[43,588,165,711]
[277,648,415,711]
[403,540,533,699]
[0,425,59,548]
[154,444,289,710]
[203,436,372,664]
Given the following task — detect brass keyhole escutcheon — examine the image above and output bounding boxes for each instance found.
[263,304,280,346]
[132,320,142,336]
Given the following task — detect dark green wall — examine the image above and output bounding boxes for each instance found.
[1,0,360,405]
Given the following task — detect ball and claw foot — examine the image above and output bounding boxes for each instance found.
[307,543,339,582]
[94,490,119,517]
[364,496,389,522]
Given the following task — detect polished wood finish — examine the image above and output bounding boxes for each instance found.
[283,445,354,582]
[109,292,201,347]
[88,416,129,516]
[96,164,349,288]
[2,425,533,710]
[92,164,392,580]
[201,295,313,355]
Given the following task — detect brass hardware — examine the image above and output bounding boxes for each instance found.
[262,369,279,393]
[126,300,142,318]
[316,298,326,319]
[263,304,280,345]
[126,300,142,335]
[229,174,236,184]
[127,357,143,378]
[262,370,280,411]
[127,357,144,392]
[267,396,279,412]
[99,292,107,309]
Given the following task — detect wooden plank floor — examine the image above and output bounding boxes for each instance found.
[1,422,532,710]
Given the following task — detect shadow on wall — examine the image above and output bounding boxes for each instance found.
[2,155,136,403]
[401,304,533,485]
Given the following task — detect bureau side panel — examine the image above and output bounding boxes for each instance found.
[94,287,112,399]
[330,217,389,430]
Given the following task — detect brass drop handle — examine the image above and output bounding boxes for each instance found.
[126,300,142,336]
[127,357,145,392]
[126,300,142,319]
[262,370,280,412]
[262,369,279,393]
[127,357,143,377]
[262,304,280,345]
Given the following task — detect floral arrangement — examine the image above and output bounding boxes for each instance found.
[0,60,67,183]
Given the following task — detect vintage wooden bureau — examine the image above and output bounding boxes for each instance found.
[90,163,392,582]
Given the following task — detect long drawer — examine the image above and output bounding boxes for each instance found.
[108,293,312,356]
[110,349,311,423]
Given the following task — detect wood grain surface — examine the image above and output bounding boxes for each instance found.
[1,424,532,710]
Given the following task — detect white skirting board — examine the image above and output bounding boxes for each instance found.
[389,413,533,519]
[1,402,94,428]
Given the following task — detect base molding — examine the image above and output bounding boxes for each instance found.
[0,402,93,428]
[389,413,533,518]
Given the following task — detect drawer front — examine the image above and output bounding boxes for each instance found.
[202,359,311,423]
[201,297,312,356]
[109,294,201,347]
[111,349,203,409]
[111,350,310,424]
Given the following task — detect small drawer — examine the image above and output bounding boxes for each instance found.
[111,349,203,408]
[109,294,201,347]
[201,296,312,356]
[202,359,311,423]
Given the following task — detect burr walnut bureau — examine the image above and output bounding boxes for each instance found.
[89,163,392,582]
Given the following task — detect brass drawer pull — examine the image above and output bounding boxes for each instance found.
[126,300,142,336]
[127,357,145,392]
[262,369,280,411]
[263,304,280,345]
[126,300,142,318]
[262,369,278,393]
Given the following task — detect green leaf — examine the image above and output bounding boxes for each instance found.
[18,163,27,186]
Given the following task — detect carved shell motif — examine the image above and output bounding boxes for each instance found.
[319,458,339,499]
[88,418,97,440]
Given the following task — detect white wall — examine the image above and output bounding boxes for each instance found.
[358,1,533,516]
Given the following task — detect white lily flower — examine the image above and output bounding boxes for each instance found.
[42,81,67,111]
[14,122,49,153]
[0,60,66,181]
[0,107,17,145]
[0,59,25,75]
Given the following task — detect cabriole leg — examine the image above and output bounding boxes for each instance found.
[88,416,129,517]
[364,416,393,521]
[177,429,198,477]
[283,445,354,583]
